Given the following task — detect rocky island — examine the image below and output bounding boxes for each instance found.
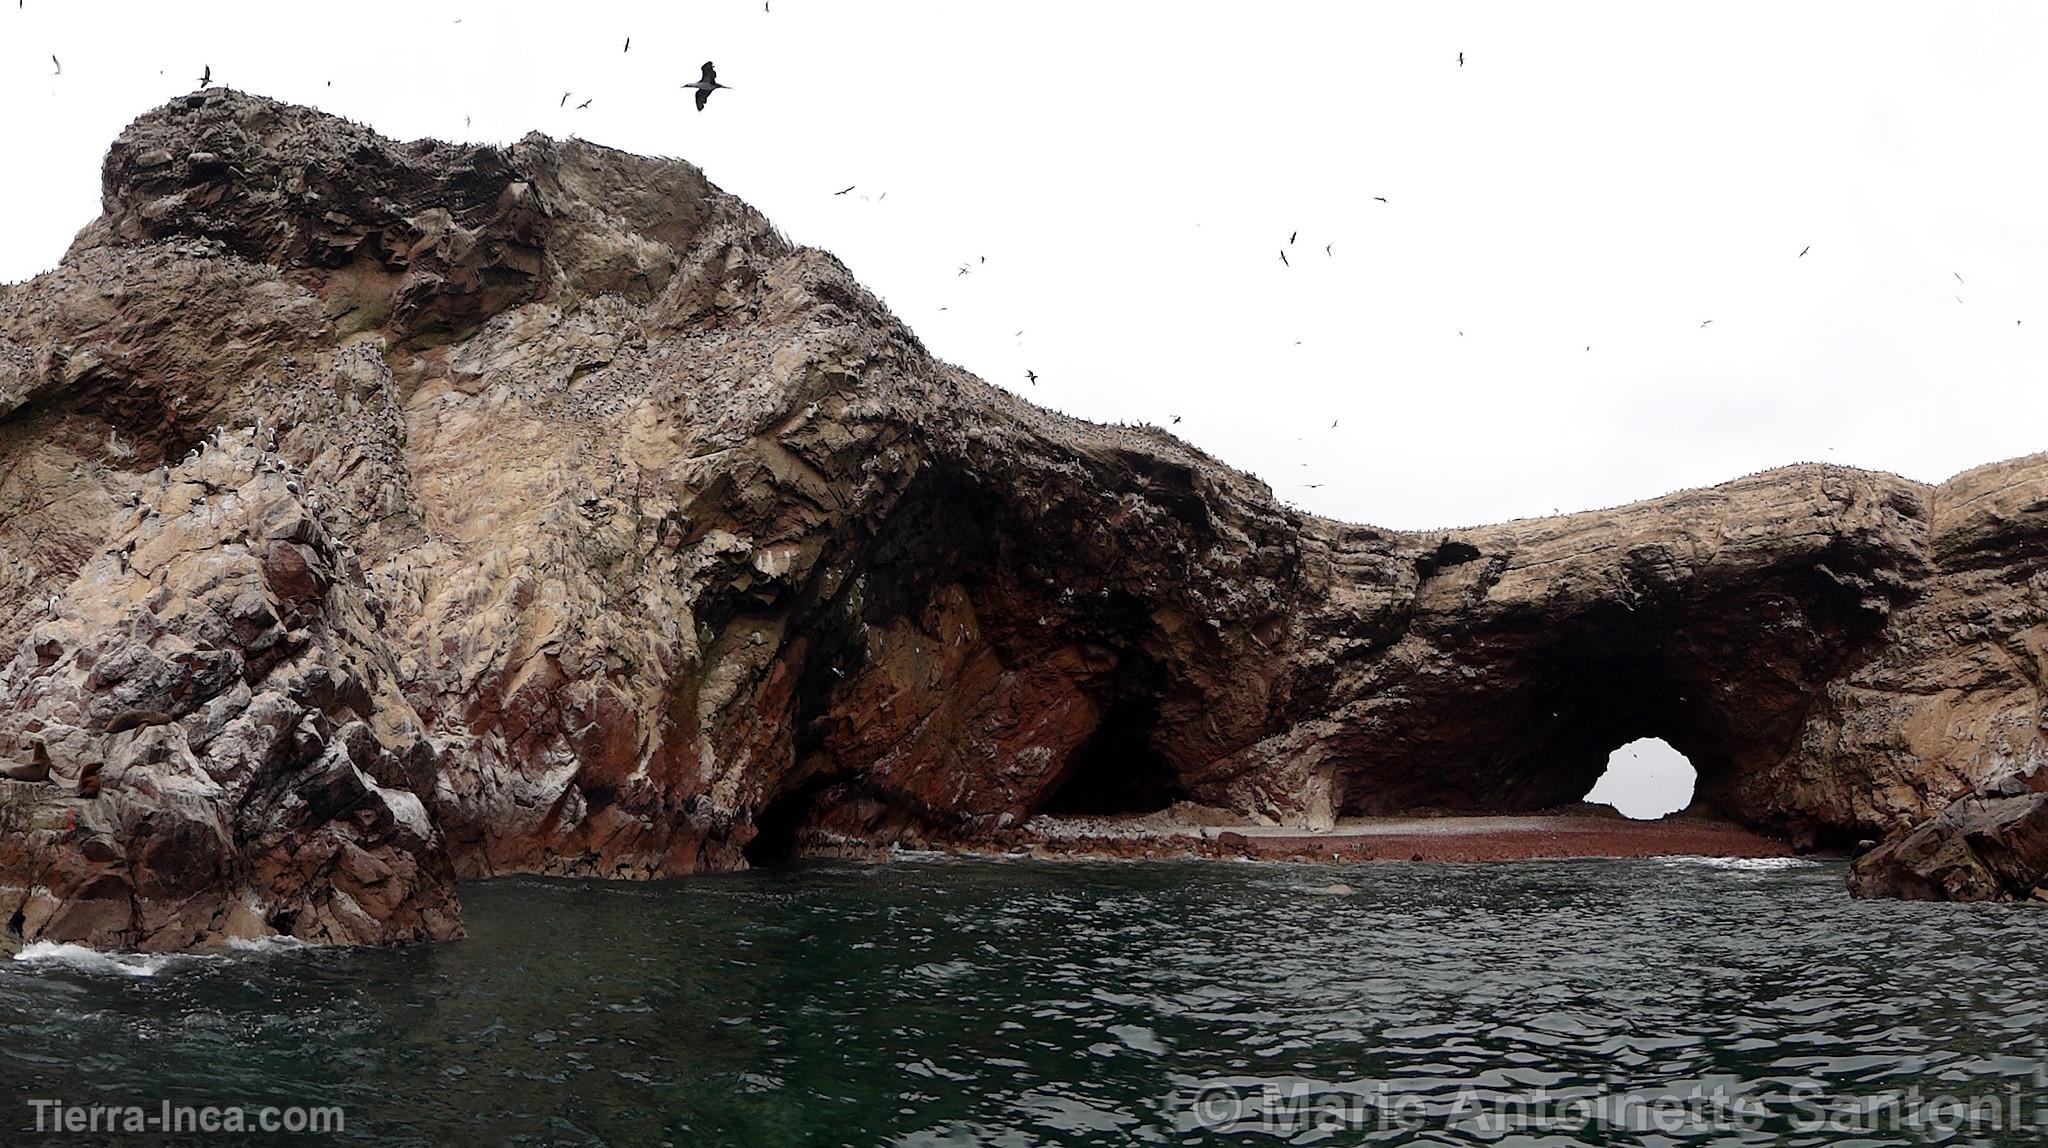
[2,91,2044,950]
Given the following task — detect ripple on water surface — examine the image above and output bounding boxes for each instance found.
[0,857,2042,1146]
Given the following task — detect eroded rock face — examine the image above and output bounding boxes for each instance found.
[2,90,2046,942]
[1846,793,2048,901]
[0,432,460,948]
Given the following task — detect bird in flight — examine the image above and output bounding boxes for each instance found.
[834,185,855,195]
[1373,196,1388,204]
[197,64,211,87]
[50,54,59,75]
[1798,246,1810,257]
[1025,371,1037,386]
[1458,52,1464,66]
[1325,244,1332,256]
[1330,419,1338,429]
[1279,249,1290,267]
[560,91,571,107]
[686,61,728,111]
[1700,320,1713,327]
[1289,231,1297,245]
[623,37,631,53]
[577,99,592,110]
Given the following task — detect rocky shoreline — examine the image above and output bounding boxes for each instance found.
[3,91,2047,950]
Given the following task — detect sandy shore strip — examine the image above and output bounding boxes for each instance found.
[929,807,1797,864]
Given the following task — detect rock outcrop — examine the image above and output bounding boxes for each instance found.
[1847,793,2048,901]
[2,91,2045,946]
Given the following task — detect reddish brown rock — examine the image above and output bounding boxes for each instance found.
[3,90,2047,946]
[1847,794,2048,901]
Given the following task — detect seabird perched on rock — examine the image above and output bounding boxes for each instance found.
[685,61,728,111]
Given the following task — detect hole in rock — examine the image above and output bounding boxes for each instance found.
[1039,698,1186,816]
[1584,737,1696,820]
[743,786,819,866]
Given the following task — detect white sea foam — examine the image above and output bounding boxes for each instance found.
[224,934,313,954]
[1656,855,1819,871]
[11,941,190,977]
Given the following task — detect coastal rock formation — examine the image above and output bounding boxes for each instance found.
[1846,793,2048,901]
[0,431,460,948]
[1,91,2044,945]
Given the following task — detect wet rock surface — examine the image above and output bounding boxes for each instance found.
[3,90,2046,943]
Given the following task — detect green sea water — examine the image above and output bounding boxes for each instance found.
[1,856,2043,1145]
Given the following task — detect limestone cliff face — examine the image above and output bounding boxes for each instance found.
[1,92,2045,947]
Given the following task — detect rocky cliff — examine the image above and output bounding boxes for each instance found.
[2,92,2044,948]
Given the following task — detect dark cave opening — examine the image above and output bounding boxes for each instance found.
[742,783,824,866]
[1039,696,1187,817]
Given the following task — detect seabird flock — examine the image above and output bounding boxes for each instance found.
[10,17,2027,503]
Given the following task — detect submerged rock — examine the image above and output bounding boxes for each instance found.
[2,89,2047,945]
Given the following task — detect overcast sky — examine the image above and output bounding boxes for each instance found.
[4,3,2041,812]
[6,2,2046,532]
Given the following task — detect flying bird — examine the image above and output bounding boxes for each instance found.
[1458,52,1464,66]
[1289,231,1297,245]
[51,54,58,75]
[1700,320,1713,327]
[577,99,592,109]
[686,61,728,111]
[1798,246,1810,257]
[1025,371,1037,386]
[1279,249,1290,267]
[1171,416,1182,424]
[197,64,211,87]
[560,91,571,107]
[623,37,630,52]
[1325,244,1332,256]
[834,185,855,195]
[1330,419,1338,429]
[1955,272,1965,284]
[1373,196,1388,204]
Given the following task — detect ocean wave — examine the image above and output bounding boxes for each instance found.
[1655,855,1820,871]
[10,942,193,977]
[224,934,314,955]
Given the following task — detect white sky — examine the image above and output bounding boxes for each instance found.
[5,1,2046,533]
[1586,739,1696,820]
